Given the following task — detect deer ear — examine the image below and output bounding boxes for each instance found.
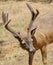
[31,27,37,35]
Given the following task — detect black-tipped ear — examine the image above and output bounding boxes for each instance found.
[31,27,37,35]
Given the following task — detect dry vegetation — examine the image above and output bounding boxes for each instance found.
[0,1,53,65]
[0,0,53,3]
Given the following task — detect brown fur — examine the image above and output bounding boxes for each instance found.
[30,12,53,65]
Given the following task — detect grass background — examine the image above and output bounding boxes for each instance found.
[0,1,53,65]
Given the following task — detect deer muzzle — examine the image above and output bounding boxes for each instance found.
[29,47,35,53]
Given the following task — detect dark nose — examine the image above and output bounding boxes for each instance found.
[29,48,36,53]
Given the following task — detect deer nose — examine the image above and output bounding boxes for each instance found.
[29,48,36,53]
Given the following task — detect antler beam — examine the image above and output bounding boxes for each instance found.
[26,3,39,36]
[2,12,22,42]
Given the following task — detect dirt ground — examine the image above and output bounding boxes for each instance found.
[0,1,53,65]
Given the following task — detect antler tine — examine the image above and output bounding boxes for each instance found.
[35,9,39,18]
[6,12,8,22]
[2,12,23,42]
[26,3,39,21]
[2,12,11,26]
[2,12,6,24]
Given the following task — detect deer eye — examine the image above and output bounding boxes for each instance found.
[22,40,26,44]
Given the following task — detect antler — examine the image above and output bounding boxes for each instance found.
[2,12,22,42]
[26,3,39,32]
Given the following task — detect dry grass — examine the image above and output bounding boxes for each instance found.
[0,1,53,65]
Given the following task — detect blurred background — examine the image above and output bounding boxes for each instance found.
[0,0,53,65]
[0,0,53,3]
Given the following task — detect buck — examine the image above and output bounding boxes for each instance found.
[2,3,53,65]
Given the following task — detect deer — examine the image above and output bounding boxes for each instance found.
[26,3,53,65]
[2,3,39,65]
[2,3,53,65]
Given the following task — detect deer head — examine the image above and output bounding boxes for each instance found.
[2,3,39,53]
